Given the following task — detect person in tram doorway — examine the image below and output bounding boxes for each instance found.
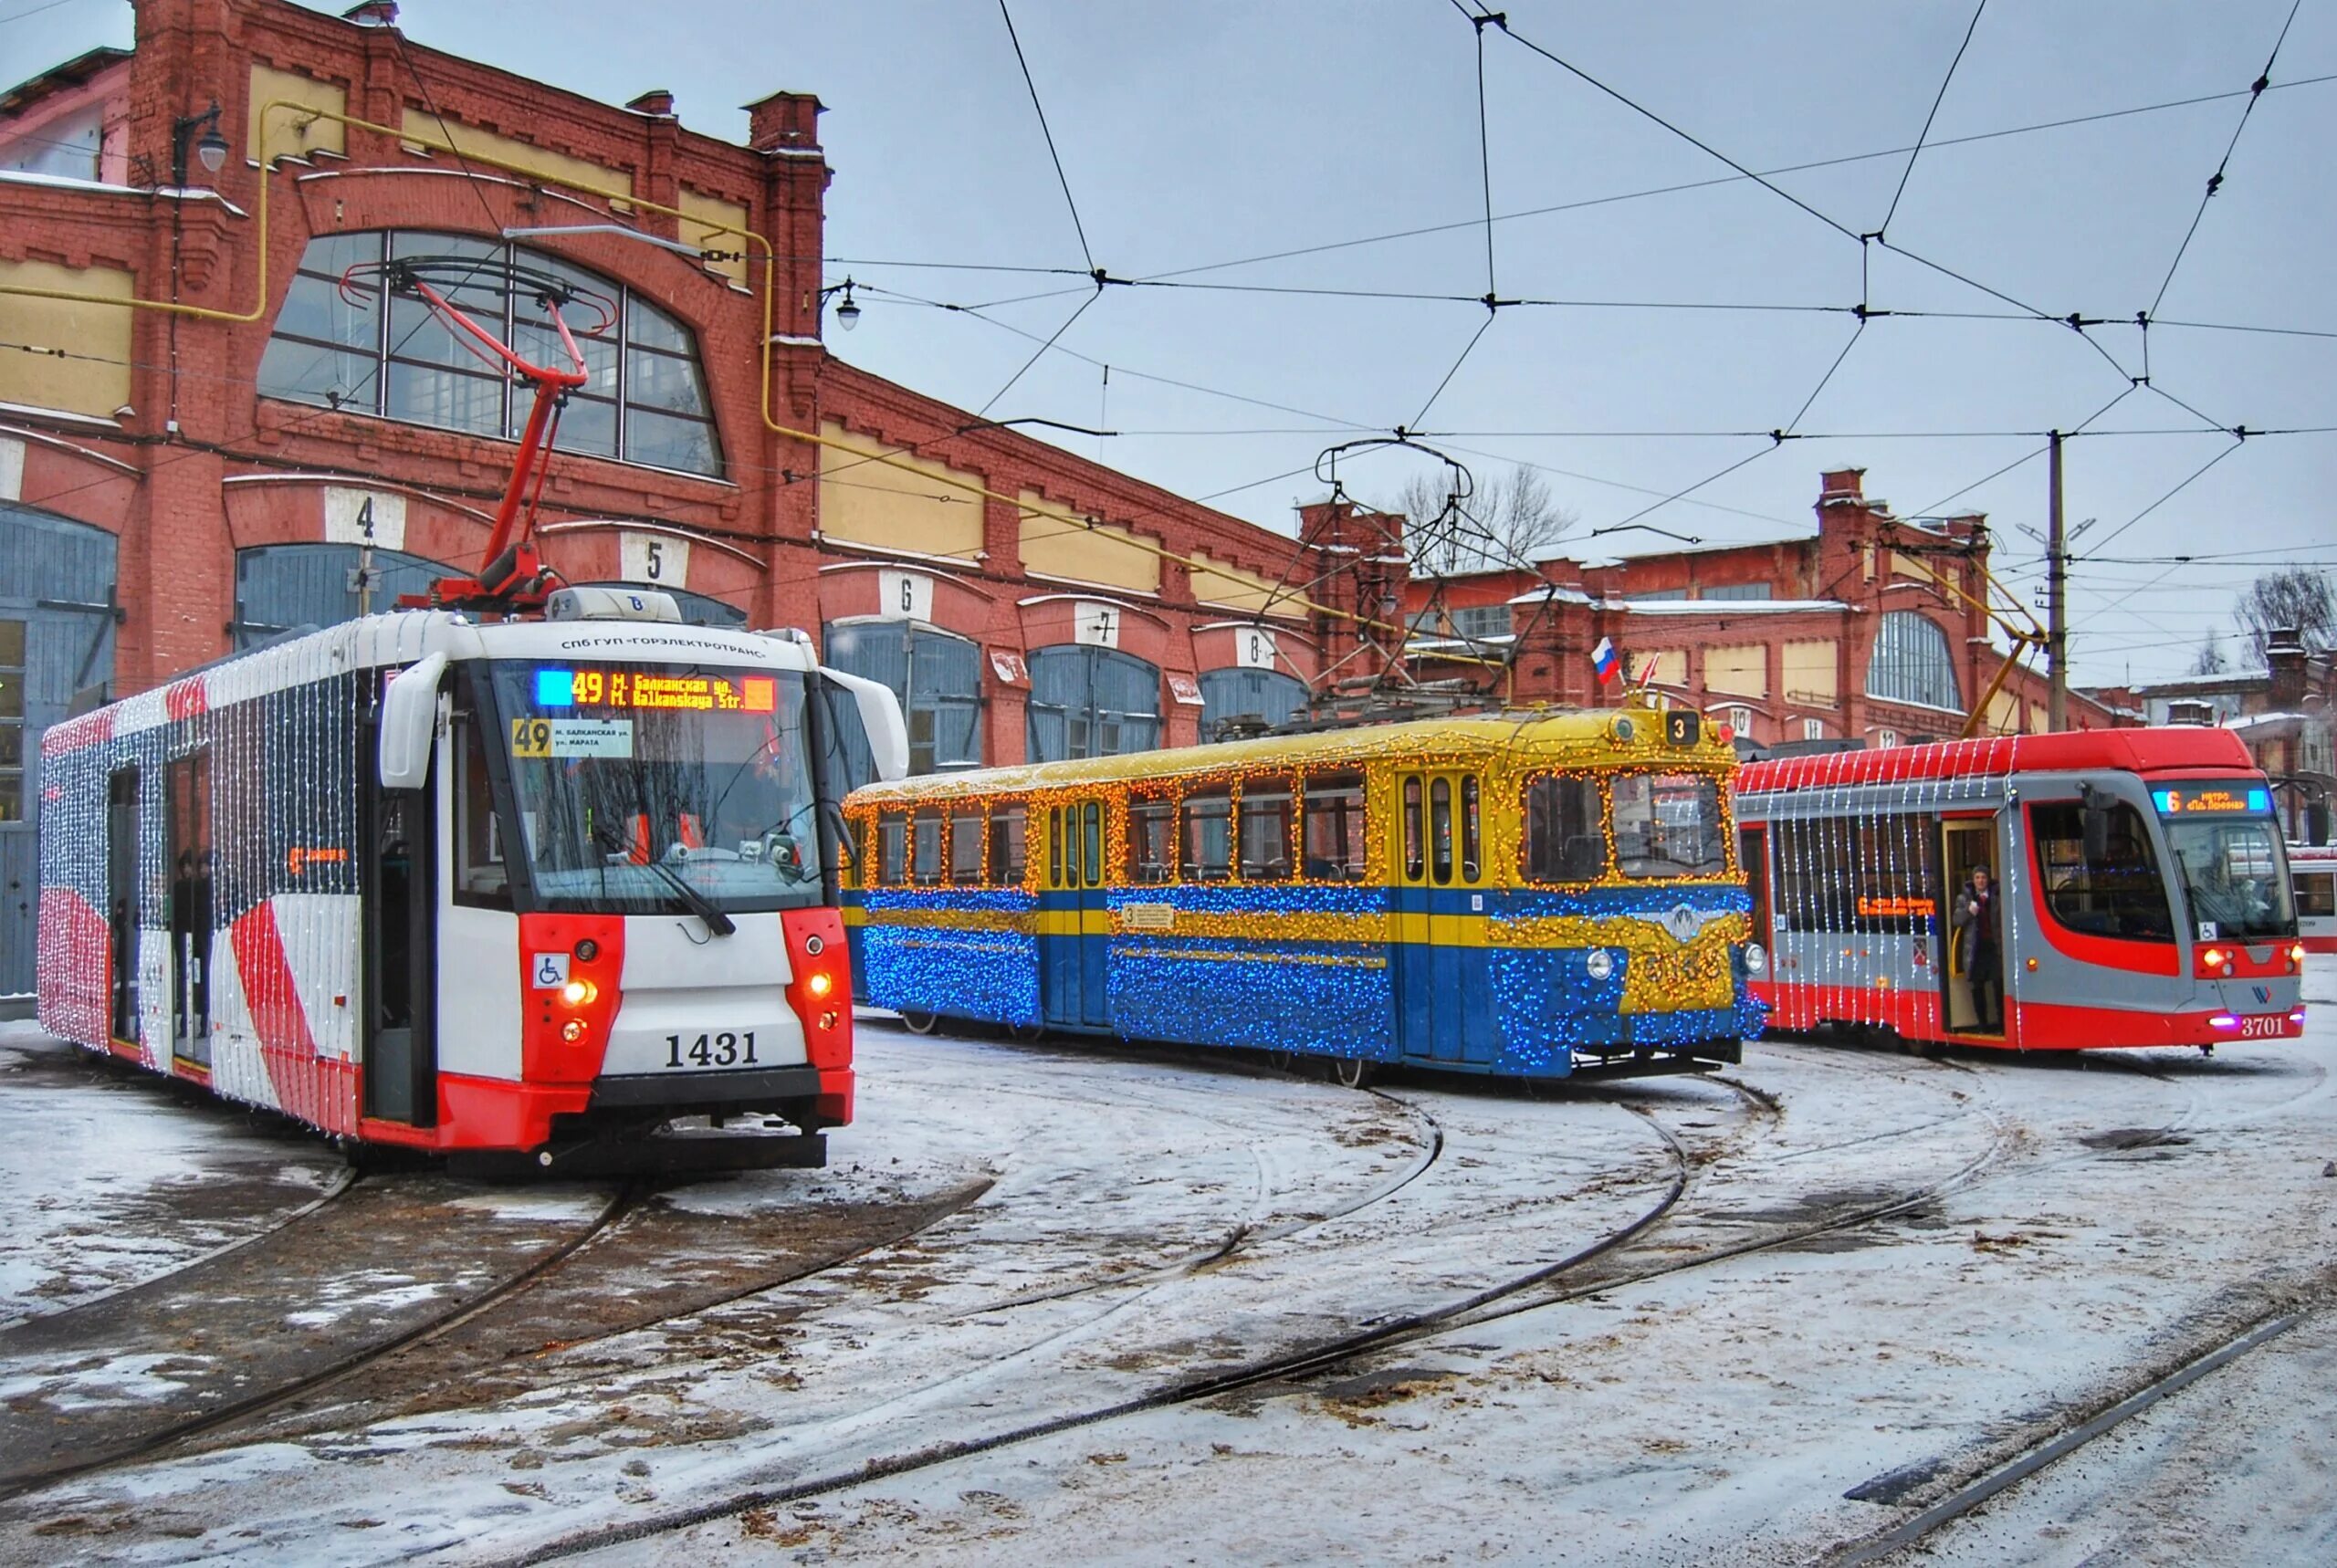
[1953,863,2003,1031]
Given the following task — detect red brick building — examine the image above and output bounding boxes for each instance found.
[0,0,1346,988]
[1305,467,2127,750]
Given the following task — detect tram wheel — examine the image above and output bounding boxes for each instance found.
[1265,1049,1295,1072]
[1330,1055,1372,1090]
[1007,1019,1045,1041]
[900,1009,942,1035]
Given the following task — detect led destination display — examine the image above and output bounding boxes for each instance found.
[532,667,778,714]
[2151,785,2271,817]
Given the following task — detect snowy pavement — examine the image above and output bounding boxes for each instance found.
[0,981,2330,1564]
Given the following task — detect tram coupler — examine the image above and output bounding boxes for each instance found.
[451,1131,827,1180]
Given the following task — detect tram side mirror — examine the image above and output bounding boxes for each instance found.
[818,665,909,783]
[2077,783,2112,863]
[378,653,448,790]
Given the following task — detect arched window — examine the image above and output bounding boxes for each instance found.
[258,230,723,476]
[823,621,982,779]
[574,583,746,629]
[1028,646,1159,762]
[233,542,456,648]
[1199,666,1307,741]
[1865,611,1963,712]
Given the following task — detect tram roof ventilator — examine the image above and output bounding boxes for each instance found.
[544,585,684,623]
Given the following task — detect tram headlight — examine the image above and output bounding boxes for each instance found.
[1585,948,1615,981]
[1742,942,1766,976]
[561,1019,587,1043]
[805,970,834,1000]
[560,978,598,1008]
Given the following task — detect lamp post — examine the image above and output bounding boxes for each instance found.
[170,99,230,189]
[817,277,861,332]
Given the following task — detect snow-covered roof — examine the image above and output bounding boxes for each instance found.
[2130,668,2270,695]
[1611,598,1850,615]
[2227,710,2308,731]
[1504,584,1597,607]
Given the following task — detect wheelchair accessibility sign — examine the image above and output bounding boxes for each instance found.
[532,952,571,989]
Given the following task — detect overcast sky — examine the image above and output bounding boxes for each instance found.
[13,0,2334,686]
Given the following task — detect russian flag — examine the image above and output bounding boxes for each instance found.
[1591,636,1619,684]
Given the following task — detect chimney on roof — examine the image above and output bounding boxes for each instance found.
[2166,698,2216,727]
[627,89,676,117]
[2268,626,2308,708]
[343,1,398,26]
[743,90,823,153]
[1819,468,1866,506]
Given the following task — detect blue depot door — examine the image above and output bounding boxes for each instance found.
[1041,799,1108,1030]
[1,504,119,998]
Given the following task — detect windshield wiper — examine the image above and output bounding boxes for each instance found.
[593,826,736,937]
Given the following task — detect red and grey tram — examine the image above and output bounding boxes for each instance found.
[1734,728,2306,1051]
[37,596,907,1171]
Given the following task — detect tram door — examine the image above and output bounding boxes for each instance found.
[1939,816,2003,1039]
[164,752,212,1066]
[1041,799,1108,1030]
[106,767,139,1043]
[361,743,437,1126]
[1739,823,1772,950]
[1392,770,1485,1063]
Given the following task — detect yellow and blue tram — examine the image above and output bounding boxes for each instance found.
[840,701,1765,1082]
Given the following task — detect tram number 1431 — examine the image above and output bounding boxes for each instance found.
[665,1031,760,1069]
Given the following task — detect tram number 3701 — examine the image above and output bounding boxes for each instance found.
[664,1031,760,1069]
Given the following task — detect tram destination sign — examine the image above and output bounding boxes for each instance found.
[531,666,779,714]
[2150,784,2271,817]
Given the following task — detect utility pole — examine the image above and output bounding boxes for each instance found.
[2046,429,2066,732]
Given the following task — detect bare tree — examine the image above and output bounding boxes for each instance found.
[2233,567,2335,662]
[2187,631,2227,676]
[1396,465,1577,578]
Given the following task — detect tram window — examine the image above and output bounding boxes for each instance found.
[1611,772,1727,878]
[1301,771,1368,882]
[453,715,509,906]
[1430,778,1454,885]
[1521,774,1604,883]
[1461,775,1481,883]
[2032,800,2174,941]
[1127,797,1177,884]
[1402,777,1424,881]
[1049,809,1064,887]
[2297,873,2334,919]
[989,804,1027,887]
[1182,786,1234,882]
[949,809,984,885]
[910,808,944,886]
[1240,775,1295,883]
[1082,802,1104,888]
[878,813,907,886]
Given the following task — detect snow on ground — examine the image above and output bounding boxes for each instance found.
[0,993,2331,1565]
[0,1021,345,1322]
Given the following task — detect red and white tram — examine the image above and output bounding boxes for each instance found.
[36,596,907,1172]
[2290,841,2337,956]
[1735,729,2306,1051]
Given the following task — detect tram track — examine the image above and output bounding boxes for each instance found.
[2,1175,1003,1499]
[1820,1295,2326,1567]
[500,1052,2049,1564]
[0,1160,360,1334]
[0,1181,638,1503]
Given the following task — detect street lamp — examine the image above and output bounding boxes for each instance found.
[170,99,230,188]
[819,277,861,332]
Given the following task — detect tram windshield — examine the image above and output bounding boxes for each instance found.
[1610,771,1729,879]
[2164,816,2296,943]
[484,660,824,915]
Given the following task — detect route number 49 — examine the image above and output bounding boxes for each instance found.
[665,1030,757,1068]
